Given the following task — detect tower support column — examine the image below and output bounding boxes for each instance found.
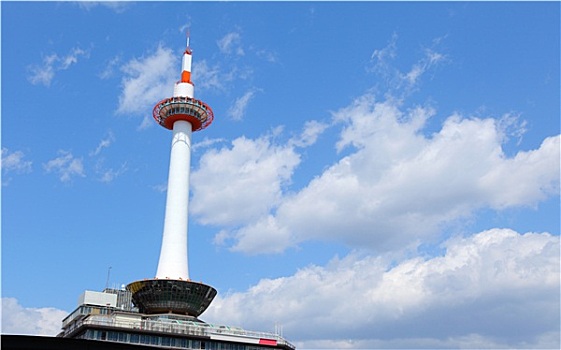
[156,120,193,280]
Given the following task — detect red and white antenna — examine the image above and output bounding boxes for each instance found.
[180,29,193,86]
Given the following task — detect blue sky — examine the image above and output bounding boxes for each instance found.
[1,1,560,348]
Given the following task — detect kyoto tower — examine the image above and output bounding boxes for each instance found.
[126,33,217,318]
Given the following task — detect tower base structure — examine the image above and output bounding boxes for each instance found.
[126,279,217,317]
[58,288,295,350]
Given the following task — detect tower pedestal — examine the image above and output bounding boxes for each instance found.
[126,279,217,317]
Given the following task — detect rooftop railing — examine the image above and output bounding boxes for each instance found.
[62,314,295,349]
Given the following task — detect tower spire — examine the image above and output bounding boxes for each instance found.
[185,28,191,53]
[178,29,194,91]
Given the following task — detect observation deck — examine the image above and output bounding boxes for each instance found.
[153,96,214,131]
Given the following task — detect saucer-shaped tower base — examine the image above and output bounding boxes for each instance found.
[126,279,217,317]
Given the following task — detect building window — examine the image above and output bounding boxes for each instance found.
[140,334,150,344]
[162,337,171,346]
[118,332,127,342]
[150,335,159,345]
[130,334,140,344]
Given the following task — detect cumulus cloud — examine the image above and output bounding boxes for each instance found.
[28,47,89,86]
[43,150,85,183]
[191,134,301,230]
[2,230,558,347]
[204,229,560,349]
[1,298,67,336]
[116,45,177,120]
[191,92,560,254]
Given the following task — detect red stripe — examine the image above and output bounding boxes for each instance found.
[259,339,277,346]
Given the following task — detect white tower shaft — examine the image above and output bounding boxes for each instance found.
[156,120,193,280]
[155,43,196,280]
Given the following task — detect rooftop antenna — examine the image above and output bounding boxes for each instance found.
[105,266,112,290]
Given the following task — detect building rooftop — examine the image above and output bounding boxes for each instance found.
[58,291,295,350]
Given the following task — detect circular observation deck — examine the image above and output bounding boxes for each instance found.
[126,279,217,317]
[153,96,214,131]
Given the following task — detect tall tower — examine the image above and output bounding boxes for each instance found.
[126,33,217,318]
[55,32,294,350]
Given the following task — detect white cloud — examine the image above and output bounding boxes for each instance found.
[77,2,130,13]
[256,49,278,63]
[1,298,67,336]
[191,60,249,93]
[43,150,85,183]
[152,183,168,193]
[369,32,398,87]
[369,33,446,95]
[27,54,56,86]
[2,229,557,346]
[192,60,223,91]
[401,47,445,89]
[479,135,560,209]
[90,132,115,156]
[179,22,192,35]
[228,89,258,121]
[192,137,227,152]
[2,148,32,174]
[1,148,33,186]
[59,47,87,70]
[289,120,329,148]
[190,50,252,94]
[217,32,244,56]
[191,134,301,229]
[116,45,177,118]
[99,55,121,80]
[97,162,127,183]
[496,112,528,145]
[192,93,560,254]
[28,47,89,86]
[204,229,560,348]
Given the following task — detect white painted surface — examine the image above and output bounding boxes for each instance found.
[156,120,193,280]
[174,82,194,98]
[181,53,192,74]
[79,291,117,307]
